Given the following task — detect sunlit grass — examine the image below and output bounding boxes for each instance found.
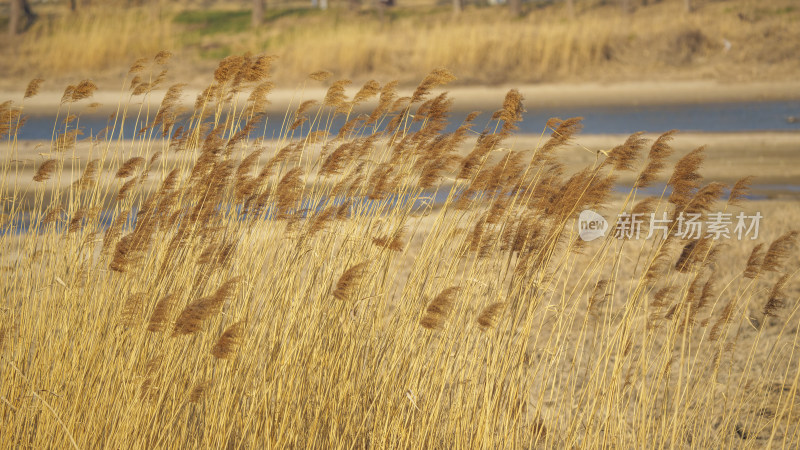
[1,54,799,447]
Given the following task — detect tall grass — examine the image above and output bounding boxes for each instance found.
[8,0,800,84]
[17,6,175,74]
[1,53,799,448]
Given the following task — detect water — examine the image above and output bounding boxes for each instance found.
[15,100,800,140]
[515,100,800,134]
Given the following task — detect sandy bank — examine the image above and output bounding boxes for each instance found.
[5,80,800,116]
[7,132,800,202]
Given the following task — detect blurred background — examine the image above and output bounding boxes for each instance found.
[2,0,799,87]
[2,0,800,188]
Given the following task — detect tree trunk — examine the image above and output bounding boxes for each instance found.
[9,0,20,36]
[509,0,521,16]
[566,0,574,17]
[684,0,692,13]
[453,0,462,15]
[8,0,35,35]
[252,0,264,27]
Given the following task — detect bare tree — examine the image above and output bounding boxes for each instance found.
[8,0,36,36]
[69,0,91,11]
[8,0,19,36]
[252,0,265,27]
[453,0,463,15]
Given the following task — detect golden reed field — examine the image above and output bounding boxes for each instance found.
[1,53,799,448]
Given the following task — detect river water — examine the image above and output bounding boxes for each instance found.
[15,100,800,140]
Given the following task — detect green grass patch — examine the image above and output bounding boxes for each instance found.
[173,10,251,35]
[173,8,321,36]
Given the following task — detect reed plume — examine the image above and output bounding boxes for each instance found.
[214,55,246,84]
[457,132,503,180]
[675,238,712,273]
[275,168,303,216]
[33,159,59,182]
[235,149,263,201]
[132,80,152,96]
[307,206,336,237]
[153,83,185,136]
[420,287,460,330]
[605,132,647,172]
[70,80,98,102]
[0,101,25,139]
[24,78,44,99]
[333,262,370,301]
[541,117,583,154]
[477,302,505,331]
[211,321,246,360]
[320,142,354,176]
[189,380,212,403]
[247,81,275,114]
[635,130,677,188]
[42,206,64,226]
[68,208,87,233]
[128,57,147,74]
[373,226,406,252]
[411,68,456,104]
[109,234,136,272]
[367,163,396,200]
[323,80,352,112]
[147,293,177,333]
[173,278,240,336]
[684,182,726,215]
[728,176,754,206]
[588,280,610,317]
[763,274,790,317]
[743,243,765,279]
[494,89,525,134]
[696,273,718,316]
[762,231,798,273]
[154,50,173,65]
[645,237,676,284]
[652,285,678,308]
[54,129,83,153]
[366,80,398,125]
[116,157,145,178]
[668,146,705,208]
[309,70,333,81]
[74,159,100,189]
[353,80,380,106]
[709,298,736,341]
